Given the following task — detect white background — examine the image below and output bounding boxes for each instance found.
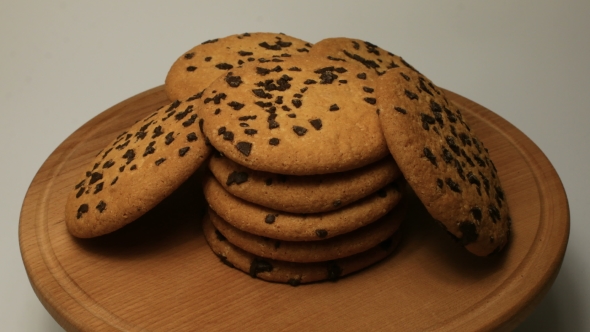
[2,1,589,330]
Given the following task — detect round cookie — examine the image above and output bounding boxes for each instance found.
[309,37,419,76]
[65,98,212,238]
[375,67,511,256]
[203,212,401,285]
[208,154,401,213]
[165,32,313,101]
[207,199,405,263]
[203,173,403,241]
[198,54,389,175]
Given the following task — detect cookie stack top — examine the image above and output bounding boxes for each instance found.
[197,54,389,175]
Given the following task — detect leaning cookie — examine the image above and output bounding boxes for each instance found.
[209,154,401,213]
[198,53,389,175]
[203,174,403,241]
[165,32,313,101]
[203,212,401,285]
[207,201,405,263]
[65,98,212,238]
[376,67,511,256]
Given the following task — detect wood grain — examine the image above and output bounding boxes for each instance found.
[19,86,569,331]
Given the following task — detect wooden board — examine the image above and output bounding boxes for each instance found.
[19,86,569,331]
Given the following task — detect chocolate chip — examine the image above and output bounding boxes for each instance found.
[204,57,212,62]
[184,52,194,59]
[363,86,374,93]
[222,131,234,141]
[201,38,218,44]
[130,165,137,171]
[155,158,166,166]
[225,75,243,87]
[241,128,256,136]
[292,99,302,108]
[420,113,436,130]
[182,114,198,127]
[316,229,328,238]
[467,172,481,188]
[238,50,253,56]
[471,207,483,222]
[186,132,197,142]
[269,138,280,146]
[292,126,307,136]
[445,136,461,155]
[459,221,478,244]
[489,205,501,223]
[76,204,89,219]
[304,79,317,85]
[329,104,340,111]
[446,178,461,193]
[309,119,322,130]
[96,200,106,213]
[249,258,273,277]
[143,141,156,157]
[423,147,437,167]
[404,90,418,100]
[178,147,190,156]
[318,71,338,84]
[287,278,301,287]
[436,178,444,188]
[89,172,103,185]
[102,160,115,169]
[165,132,175,145]
[228,101,245,110]
[394,106,407,114]
[326,262,342,281]
[227,171,249,186]
[364,97,377,105]
[265,214,276,224]
[236,142,252,156]
[342,50,380,69]
[186,66,197,72]
[75,187,84,198]
[258,41,281,50]
[111,176,118,186]
[357,73,367,80]
[215,63,233,70]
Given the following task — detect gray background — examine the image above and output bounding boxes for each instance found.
[2,1,589,330]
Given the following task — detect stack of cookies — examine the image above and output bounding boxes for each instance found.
[64,32,512,286]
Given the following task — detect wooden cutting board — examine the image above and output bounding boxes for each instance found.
[19,86,569,331]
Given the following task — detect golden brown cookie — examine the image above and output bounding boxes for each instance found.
[203,212,401,285]
[198,54,389,175]
[375,67,511,256]
[165,32,313,101]
[207,201,405,262]
[309,37,418,76]
[208,154,401,213]
[203,173,403,241]
[65,98,212,238]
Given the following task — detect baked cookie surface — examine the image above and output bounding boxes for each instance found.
[203,212,401,285]
[65,98,212,238]
[309,37,418,76]
[198,54,389,175]
[165,32,313,101]
[203,174,403,241]
[207,202,405,263]
[376,67,511,256]
[208,154,401,213]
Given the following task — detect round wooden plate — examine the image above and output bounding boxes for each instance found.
[19,86,569,331]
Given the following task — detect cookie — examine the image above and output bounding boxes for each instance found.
[198,53,389,175]
[165,32,313,101]
[208,154,401,213]
[65,98,212,238]
[375,67,511,256]
[203,173,403,241]
[207,199,405,262]
[309,37,418,76]
[203,212,401,285]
